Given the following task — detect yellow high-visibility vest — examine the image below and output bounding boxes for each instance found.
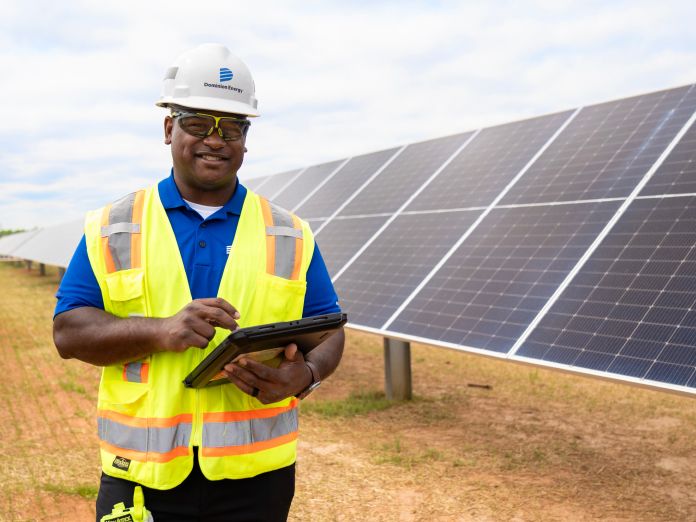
[84,185,314,489]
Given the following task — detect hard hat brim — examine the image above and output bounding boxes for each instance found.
[156,96,260,117]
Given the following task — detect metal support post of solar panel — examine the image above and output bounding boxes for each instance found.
[245,83,696,398]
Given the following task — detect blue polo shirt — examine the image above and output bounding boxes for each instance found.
[55,174,340,318]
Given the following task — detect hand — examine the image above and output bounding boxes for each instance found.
[157,298,240,352]
[223,344,313,404]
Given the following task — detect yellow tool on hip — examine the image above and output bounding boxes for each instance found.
[100,485,153,522]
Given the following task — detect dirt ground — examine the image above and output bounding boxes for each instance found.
[1,262,695,521]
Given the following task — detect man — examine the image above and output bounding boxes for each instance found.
[53,43,344,521]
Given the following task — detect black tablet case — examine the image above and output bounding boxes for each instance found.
[183,312,347,388]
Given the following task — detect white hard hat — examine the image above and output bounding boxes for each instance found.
[156,43,260,117]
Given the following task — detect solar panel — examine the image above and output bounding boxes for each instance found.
[640,121,696,196]
[338,133,472,217]
[11,219,83,267]
[514,195,696,389]
[295,148,400,219]
[242,175,272,192]
[7,82,696,395]
[271,159,346,211]
[407,111,573,212]
[0,230,40,257]
[314,216,390,276]
[254,169,302,200]
[387,201,621,353]
[333,210,481,328]
[501,85,696,205]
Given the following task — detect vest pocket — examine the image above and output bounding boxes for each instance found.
[251,273,306,324]
[99,379,149,417]
[105,269,147,318]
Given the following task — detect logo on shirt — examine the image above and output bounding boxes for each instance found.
[226,245,232,255]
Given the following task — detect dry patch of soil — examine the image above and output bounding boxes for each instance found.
[1,263,695,521]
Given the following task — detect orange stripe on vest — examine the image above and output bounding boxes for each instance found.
[98,410,193,429]
[200,431,298,457]
[100,440,189,463]
[203,399,299,423]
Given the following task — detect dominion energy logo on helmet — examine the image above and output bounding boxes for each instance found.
[219,67,233,82]
[205,68,243,94]
[156,43,260,117]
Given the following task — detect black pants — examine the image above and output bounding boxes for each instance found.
[96,452,295,522]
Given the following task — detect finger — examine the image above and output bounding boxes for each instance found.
[236,357,277,381]
[224,370,261,398]
[190,321,216,342]
[224,365,276,403]
[206,307,239,331]
[224,362,266,389]
[283,343,301,361]
[195,305,239,331]
[197,297,240,320]
[181,331,211,350]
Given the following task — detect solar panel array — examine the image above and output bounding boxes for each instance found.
[249,83,696,395]
[0,220,82,267]
[2,83,694,395]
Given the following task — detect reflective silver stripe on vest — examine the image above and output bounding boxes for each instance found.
[101,222,140,236]
[268,202,301,279]
[202,408,298,449]
[107,192,137,271]
[266,226,303,239]
[124,362,144,383]
[98,417,192,454]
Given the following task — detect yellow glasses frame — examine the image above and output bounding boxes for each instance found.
[172,110,250,141]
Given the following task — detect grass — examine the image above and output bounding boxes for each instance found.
[3,262,696,521]
[0,263,101,520]
[60,379,87,395]
[43,483,99,500]
[373,437,445,469]
[302,389,393,417]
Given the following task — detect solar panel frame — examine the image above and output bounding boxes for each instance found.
[295,147,401,219]
[314,215,392,277]
[11,219,84,267]
[272,159,348,211]
[254,168,304,200]
[500,85,696,205]
[385,200,622,354]
[338,132,474,217]
[241,175,272,192]
[640,121,696,196]
[513,194,696,390]
[407,111,573,212]
[333,209,481,328]
[0,230,41,258]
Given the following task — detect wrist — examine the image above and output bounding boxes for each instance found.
[141,317,168,353]
[296,360,321,400]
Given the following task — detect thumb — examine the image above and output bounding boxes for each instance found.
[284,343,300,361]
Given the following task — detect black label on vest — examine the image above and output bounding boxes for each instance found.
[112,456,131,471]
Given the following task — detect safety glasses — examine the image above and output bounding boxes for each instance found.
[172,110,250,141]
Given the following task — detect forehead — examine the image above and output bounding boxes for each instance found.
[172,105,246,119]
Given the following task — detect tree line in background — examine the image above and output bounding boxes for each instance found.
[0,229,26,237]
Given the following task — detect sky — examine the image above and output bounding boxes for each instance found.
[1,0,695,230]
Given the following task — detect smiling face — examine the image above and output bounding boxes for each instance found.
[164,105,248,205]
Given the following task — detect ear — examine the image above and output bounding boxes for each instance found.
[164,116,173,145]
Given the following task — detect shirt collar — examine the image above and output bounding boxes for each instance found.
[158,170,247,217]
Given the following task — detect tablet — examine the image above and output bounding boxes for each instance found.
[183,312,347,388]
